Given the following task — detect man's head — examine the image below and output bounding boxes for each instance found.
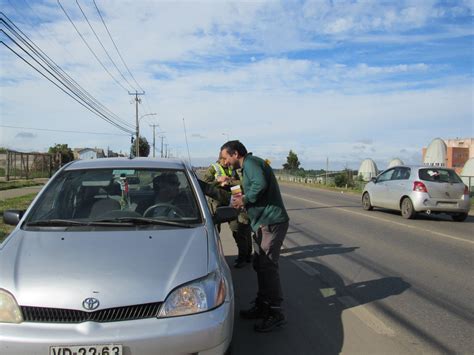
[220,140,247,169]
[153,172,180,201]
[217,153,228,167]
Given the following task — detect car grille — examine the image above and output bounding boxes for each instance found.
[21,302,162,323]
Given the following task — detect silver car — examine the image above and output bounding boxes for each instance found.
[362,165,470,221]
[1,158,236,355]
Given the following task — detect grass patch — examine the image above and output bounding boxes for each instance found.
[0,193,37,243]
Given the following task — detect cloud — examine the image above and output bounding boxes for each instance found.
[1,0,472,170]
[15,132,37,139]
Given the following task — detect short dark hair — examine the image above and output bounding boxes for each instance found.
[220,140,247,157]
[153,172,179,191]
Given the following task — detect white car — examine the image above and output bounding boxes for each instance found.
[1,158,236,355]
[362,165,470,221]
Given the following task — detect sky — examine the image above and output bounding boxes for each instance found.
[0,0,473,170]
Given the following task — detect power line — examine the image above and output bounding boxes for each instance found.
[1,125,129,136]
[75,0,137,92]
[57,0,130,93]
[1,13,135,131]
[92,0,144,93]
[1,36,133,134]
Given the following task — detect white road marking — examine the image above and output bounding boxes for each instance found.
[282,193,474,246]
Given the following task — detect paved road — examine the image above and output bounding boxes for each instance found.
[0,186,44,200]
[222,183,473,354]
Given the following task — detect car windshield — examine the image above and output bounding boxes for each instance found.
[24,168,202,227]
[418,168,463,184]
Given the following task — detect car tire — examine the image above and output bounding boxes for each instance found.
[362,192,373,211]
[401,198,416,219]
[452,213,468,222]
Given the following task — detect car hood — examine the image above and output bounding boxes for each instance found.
[0,226,209,310]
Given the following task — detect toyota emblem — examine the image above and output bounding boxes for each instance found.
[82,297,100,311]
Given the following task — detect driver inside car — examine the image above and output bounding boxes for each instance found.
[141,172,193,218]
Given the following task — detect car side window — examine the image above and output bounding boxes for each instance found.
[377,169,395,182]
[392,167,411,180]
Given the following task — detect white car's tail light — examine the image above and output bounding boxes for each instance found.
[413,181,428,193]
[464,185,469,195]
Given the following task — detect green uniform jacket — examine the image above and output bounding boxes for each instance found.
[241,153,289,231]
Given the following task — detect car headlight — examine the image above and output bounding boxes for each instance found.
[158,271,226,318]
[0,289,23,324]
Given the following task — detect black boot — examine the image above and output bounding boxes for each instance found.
[254,306,286,332]
[239,299,267,319]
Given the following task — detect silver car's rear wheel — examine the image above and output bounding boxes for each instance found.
[362,192,373,211]
[401,198,416,219]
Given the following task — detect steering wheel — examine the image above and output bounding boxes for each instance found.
[143,203,185,218]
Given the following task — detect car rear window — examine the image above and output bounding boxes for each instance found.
[418,168,462,183]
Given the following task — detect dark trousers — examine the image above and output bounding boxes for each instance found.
[229,219,252,259]
[252,221,289,307]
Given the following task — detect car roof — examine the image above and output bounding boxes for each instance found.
[384,165,457,171]
[64,158,188,171]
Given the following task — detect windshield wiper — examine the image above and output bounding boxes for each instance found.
[26,219,90,227]
[93,217,193,228]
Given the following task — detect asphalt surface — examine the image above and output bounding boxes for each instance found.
[3,183,473,353]
[222,183,473,354]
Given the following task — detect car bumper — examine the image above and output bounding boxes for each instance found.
[411,194,471,213]
[0,301,233,355]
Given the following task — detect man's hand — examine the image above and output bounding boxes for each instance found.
[217,176,230,186]
[231,194,244,209]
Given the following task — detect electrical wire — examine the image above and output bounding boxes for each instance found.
[8,0,133,128]
[0,13,135,130]
[1,34,134,134]
[75,0,137,92]
[92,0,145,93]
[57,0,130,93]
[1,125,129,136]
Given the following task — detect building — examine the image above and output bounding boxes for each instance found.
[422,138,473,174]
[358,158,378,181]
[73,148,105,160]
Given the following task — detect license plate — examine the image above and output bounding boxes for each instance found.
[50,344,122,355]
[437,202,456,207]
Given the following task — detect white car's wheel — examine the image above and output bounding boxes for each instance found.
[401,198,416,219]
[362,192,373,211]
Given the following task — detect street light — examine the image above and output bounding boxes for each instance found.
[136,113,156,157]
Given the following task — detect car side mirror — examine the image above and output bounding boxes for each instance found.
[3,210,25,226]
[213,206,238,225]
[370,177,377,183]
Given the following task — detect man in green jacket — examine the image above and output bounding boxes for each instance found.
[220,140,289,332]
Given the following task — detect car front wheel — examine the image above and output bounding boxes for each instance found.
[362,192,373,211]
[452,213,468,222]
[401,198,416,219]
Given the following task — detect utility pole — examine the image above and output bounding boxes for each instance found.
[129,91,145,157]
[159,136,165,158]
[150,124,166,158]
[164,143,169,158]
[326,157,329,185]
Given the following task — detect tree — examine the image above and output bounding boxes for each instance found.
[48,143,74,169]
[283,150,301,171]
[131,136,150,157]
[334,169,355,188]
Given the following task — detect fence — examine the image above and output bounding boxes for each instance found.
[0,150,60,181]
